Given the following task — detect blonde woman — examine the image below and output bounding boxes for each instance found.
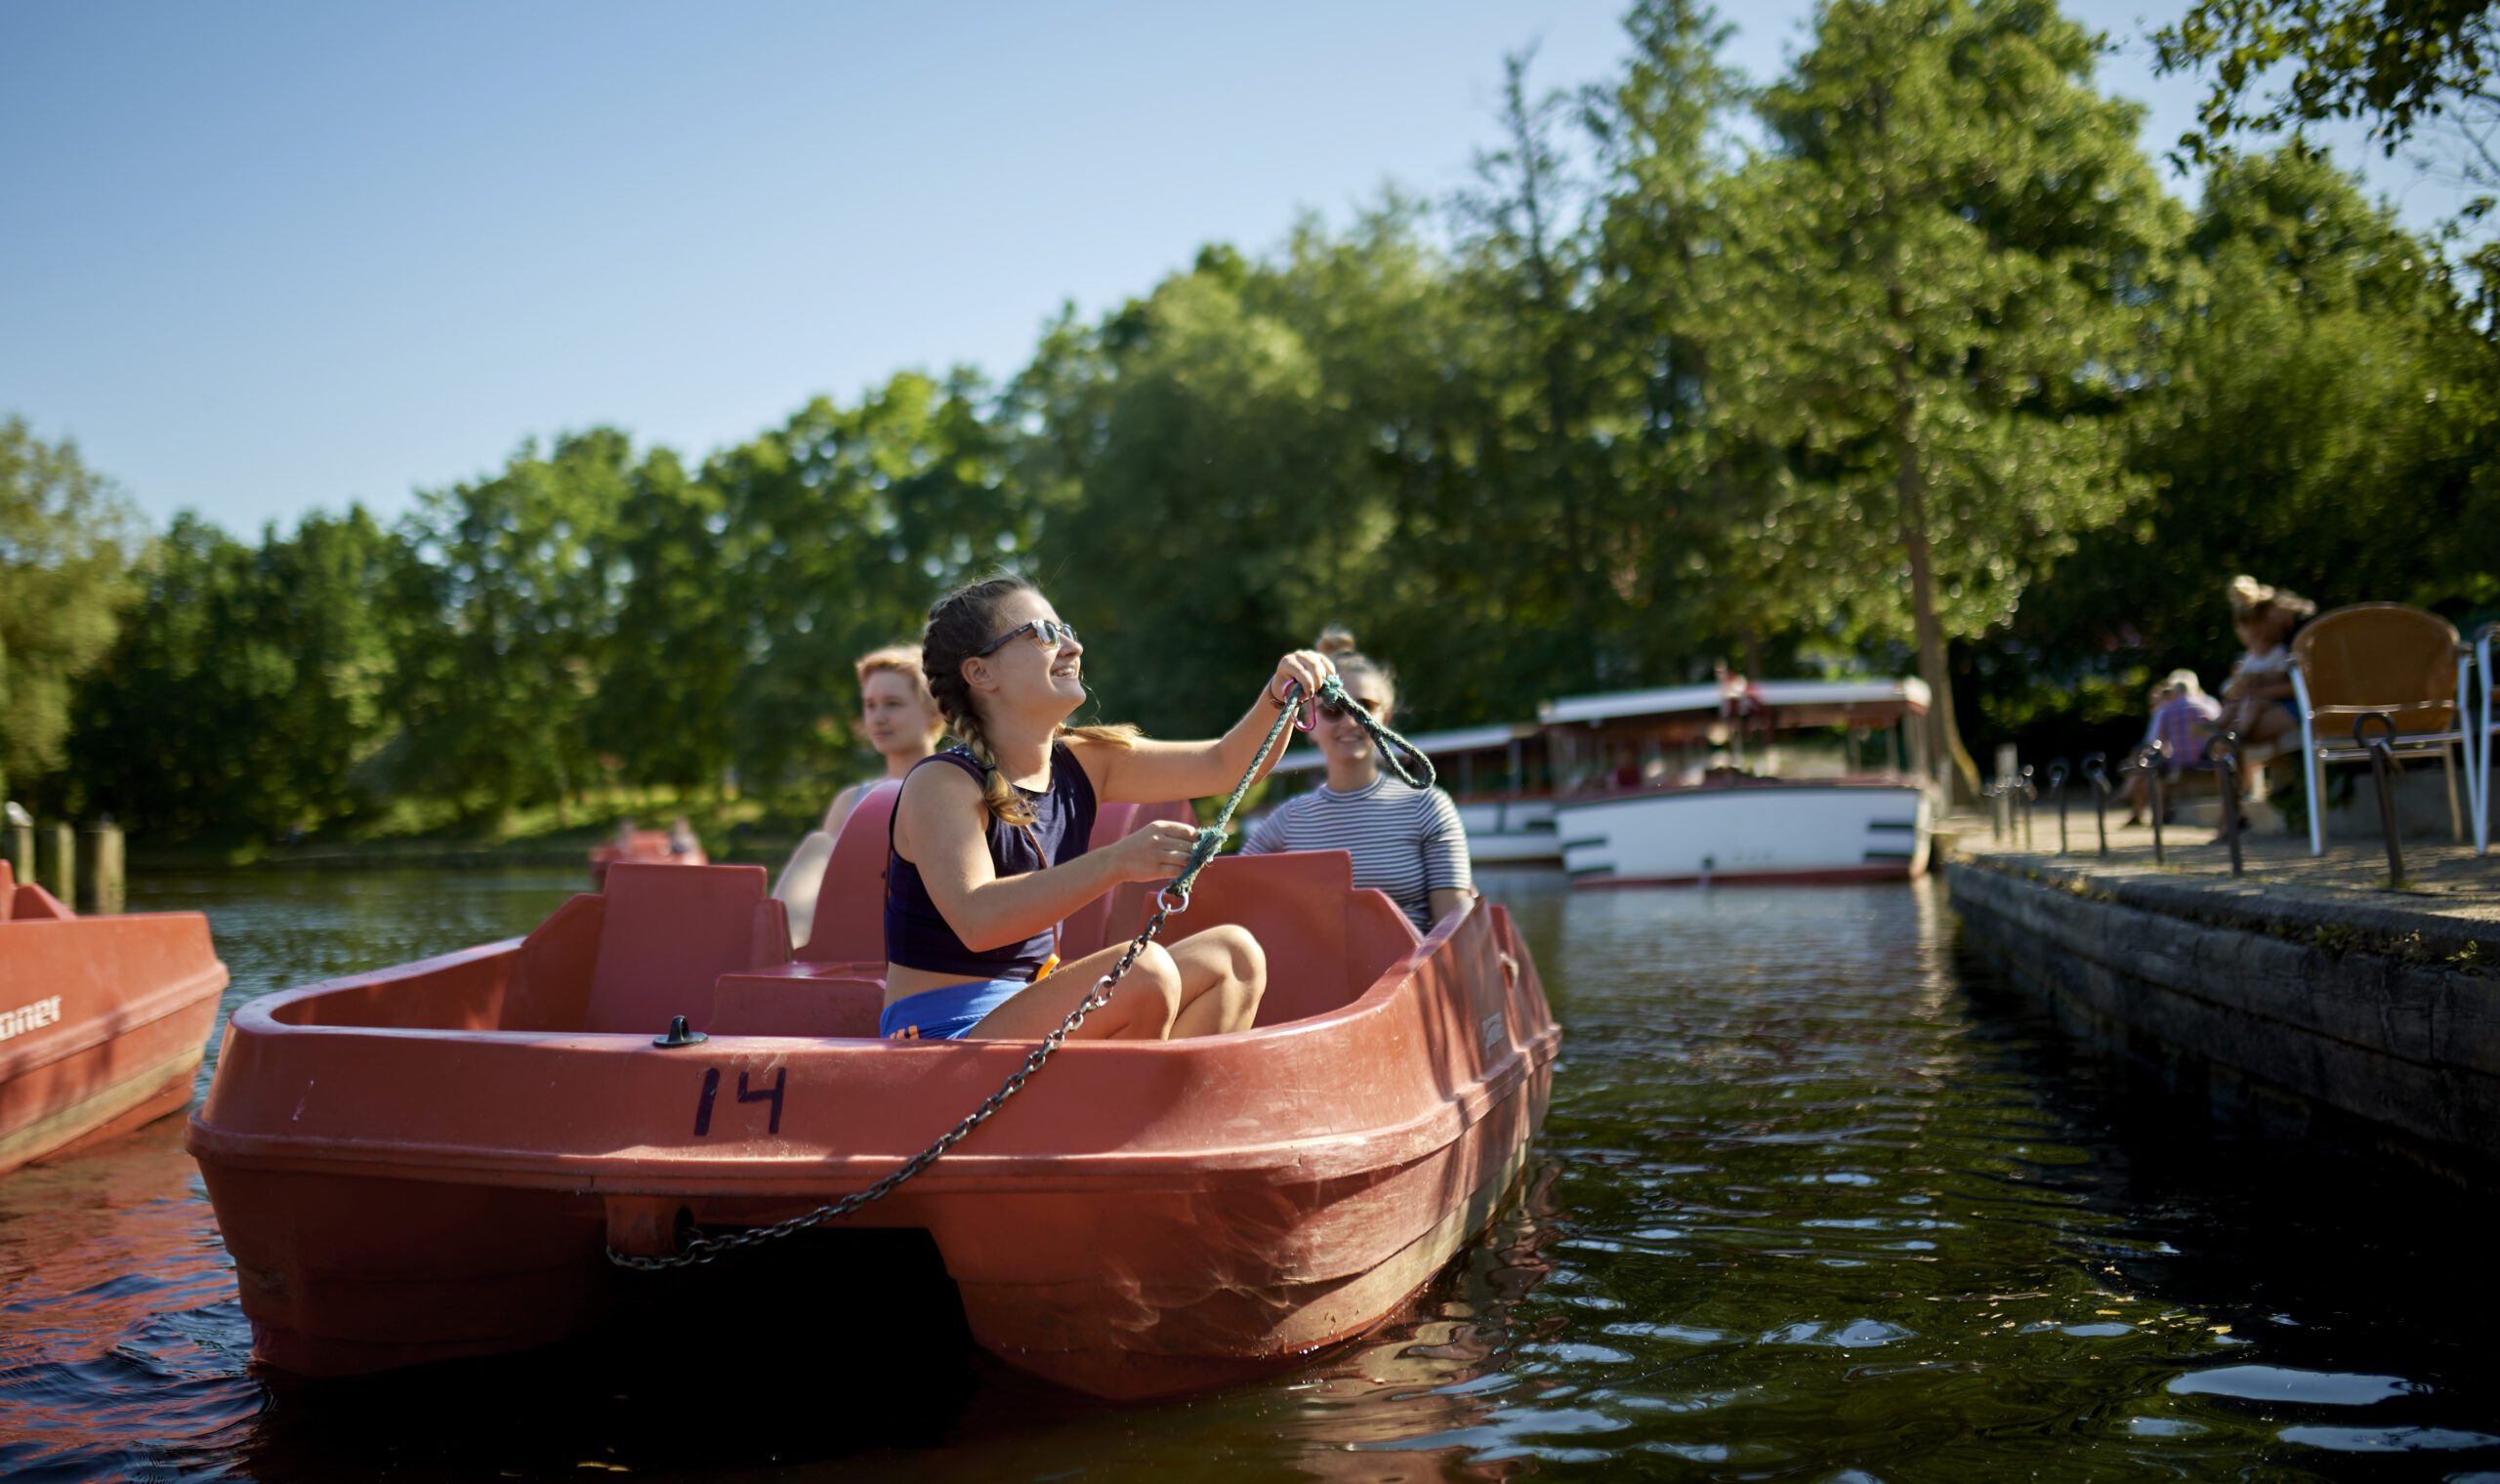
[771,646,947,947]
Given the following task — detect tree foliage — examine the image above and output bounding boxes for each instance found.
[27,0,2500,838]
[0,418,139,802]
[2154,0,2500,162]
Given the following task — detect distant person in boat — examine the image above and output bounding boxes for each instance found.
[772,645,948,948]
[667,816,700,858]
[2123,670,2218,826]
[882,575,1326,1042]
[1241,629,1473,933]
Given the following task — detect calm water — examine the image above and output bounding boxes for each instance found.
[4,869,2497,1481]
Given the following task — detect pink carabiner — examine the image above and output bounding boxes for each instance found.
[1280,679,1317,733]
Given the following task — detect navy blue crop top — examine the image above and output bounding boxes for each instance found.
[884,742,1100,979]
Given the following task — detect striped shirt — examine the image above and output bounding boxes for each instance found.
[1242,776,1472,931]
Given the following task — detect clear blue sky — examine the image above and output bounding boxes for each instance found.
[0,1,2451,534]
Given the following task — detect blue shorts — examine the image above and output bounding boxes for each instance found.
[879,978,1027,1041]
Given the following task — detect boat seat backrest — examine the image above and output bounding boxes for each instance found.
[2295,603,2462,734]
[798,782,900,965]
[1062,799,1191,960]
[0,860,9,922]
[585,863,789,1035]
[1156,850,1417,1027]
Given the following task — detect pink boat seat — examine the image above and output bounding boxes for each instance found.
[799,781,900,965]
[1062,799,1190,960]
[709,963,887,1038]
[584,863,790,1036]
[801,786,1192,968]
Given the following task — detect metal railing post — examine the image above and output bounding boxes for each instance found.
[2046,760,2070,855]
[2083,753,2110,856]
[2133,741,2170,865]
[2356,712,2406,887]
[2204,731,2243,878]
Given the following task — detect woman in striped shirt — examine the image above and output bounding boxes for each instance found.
[1242,630,1473,932]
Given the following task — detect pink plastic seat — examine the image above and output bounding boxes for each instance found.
[583,863,789,1035]
[1062,799,1190,959]
[799,782,900,965]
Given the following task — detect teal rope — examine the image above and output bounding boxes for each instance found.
[1161,674,1438,911]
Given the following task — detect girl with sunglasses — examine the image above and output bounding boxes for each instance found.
[1241,629,1473,933]
[880,575,1333,1042]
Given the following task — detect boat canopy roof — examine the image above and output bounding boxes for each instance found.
[1538,678,1931,729]
[1271,721,1538,775]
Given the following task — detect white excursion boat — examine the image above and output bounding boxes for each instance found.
[1270,722,1561,865]
[1539,678,1936,887]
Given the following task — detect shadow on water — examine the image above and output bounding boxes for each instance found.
[4,868,2499,1480]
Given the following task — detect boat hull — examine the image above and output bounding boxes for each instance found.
[1557,780,1929,886]
[0,868,228,1176]
[188,851,1559,1398]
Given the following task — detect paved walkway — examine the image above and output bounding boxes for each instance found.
[1941,809,2500,952]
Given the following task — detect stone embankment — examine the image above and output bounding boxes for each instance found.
[1944,821,2500,1175]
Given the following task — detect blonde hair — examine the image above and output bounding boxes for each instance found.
[922,575,1137,827]
[854,644,942,749]
[1314,625,1395,713]
[854,644,929,691]
[2228,575,2316,622]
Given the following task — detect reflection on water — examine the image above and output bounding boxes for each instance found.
[2,869,2496,1480]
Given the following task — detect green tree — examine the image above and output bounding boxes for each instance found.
[66,509,399,837]
[389,432,630,825]
[1024,251,1394,736]
[0,416,140,804]
[587,449,742,799]
[2001,144,2487,703]
[2154,0,2500,165]
[1727,0,2185,796]
[721,370,1027,800]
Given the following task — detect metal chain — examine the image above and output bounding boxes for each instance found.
[605,672,1436,1272]
[609,902,1170,1270]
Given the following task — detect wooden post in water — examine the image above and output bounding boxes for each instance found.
[4,803,30,886]
[79,819,124,913]
[42,822,75,904]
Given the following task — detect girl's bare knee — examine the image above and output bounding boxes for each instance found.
[1212,924,1264,980]
[1133,943,1183,1034]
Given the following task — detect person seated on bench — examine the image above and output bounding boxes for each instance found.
[2125,670,2219,826]
[1241,628,1473,932]
[882,575,1329,1042]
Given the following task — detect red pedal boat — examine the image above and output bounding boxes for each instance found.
[188,789,1559,1398]
[0,861,227,1177]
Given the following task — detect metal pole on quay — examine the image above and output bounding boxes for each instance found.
[2045,760,2069,854]
[2082,753,2111,856]
[2203,732,2244,878]
[2356,712,2408,888]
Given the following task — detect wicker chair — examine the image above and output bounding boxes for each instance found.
[2290,603,2468,856]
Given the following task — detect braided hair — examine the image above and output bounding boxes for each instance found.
[921,575,1136,826]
